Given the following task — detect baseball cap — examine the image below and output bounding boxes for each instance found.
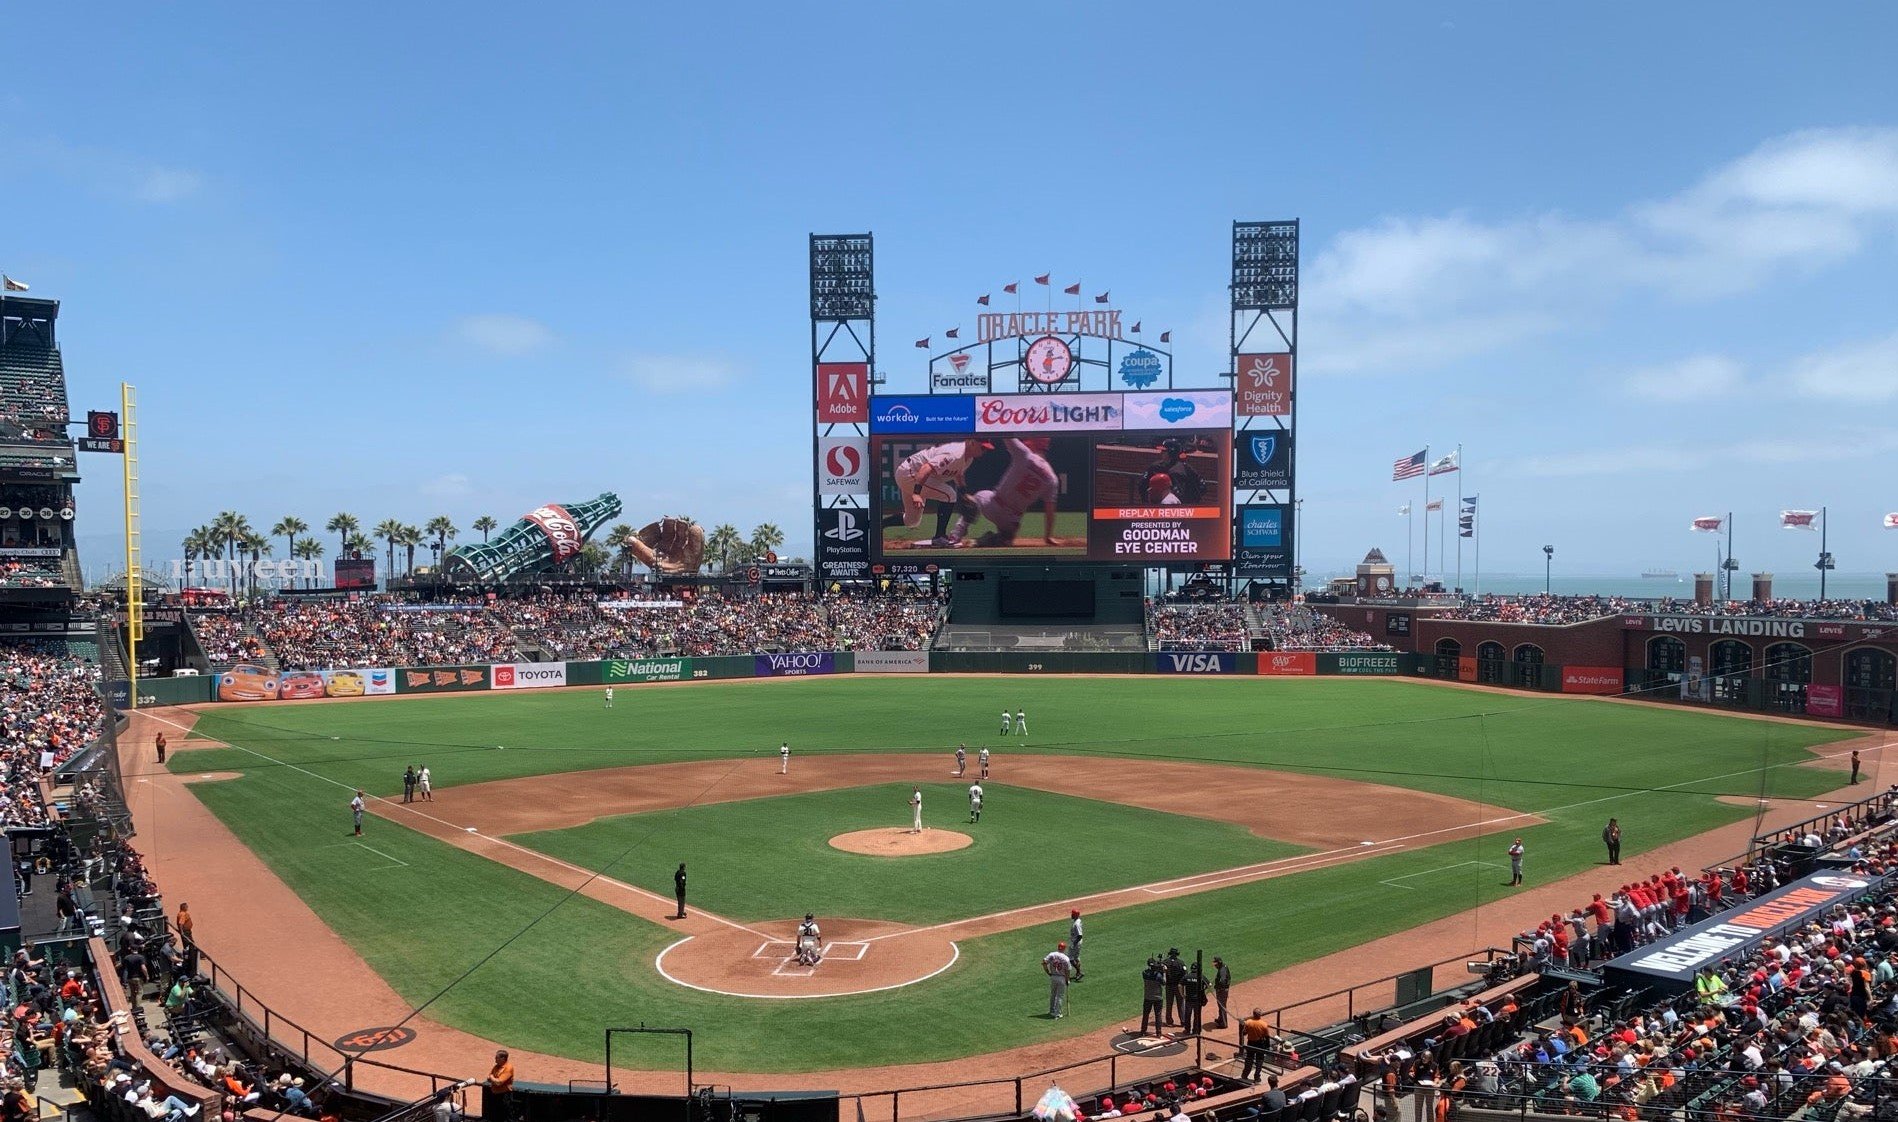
[1072,909,1080,917]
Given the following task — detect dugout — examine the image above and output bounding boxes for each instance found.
[492,1084,839,1122]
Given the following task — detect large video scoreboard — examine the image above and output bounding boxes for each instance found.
[868,391,1232,565]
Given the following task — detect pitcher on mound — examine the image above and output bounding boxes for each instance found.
[909,787,923,833]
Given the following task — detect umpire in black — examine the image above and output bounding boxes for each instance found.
[1163,948,1187,1026]
[1139,956,1166,1036]
[673,862,688,918]
[1184,962,1208,1034]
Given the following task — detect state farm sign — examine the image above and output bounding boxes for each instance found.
[1236,353,1293,417]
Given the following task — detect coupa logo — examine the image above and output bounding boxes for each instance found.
[826,444,861,477]
[1158,397,1196,424]
[1120,349,1162,389]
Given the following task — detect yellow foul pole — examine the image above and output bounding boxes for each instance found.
[121,383,141,708]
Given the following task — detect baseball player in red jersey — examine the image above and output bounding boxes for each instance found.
[951,437,1059,547]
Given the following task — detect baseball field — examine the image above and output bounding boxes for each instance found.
[154,676,1859,1075]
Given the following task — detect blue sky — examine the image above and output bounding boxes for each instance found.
[5,3,1896,583]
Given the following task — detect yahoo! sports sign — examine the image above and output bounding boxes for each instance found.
[754,652,837,678]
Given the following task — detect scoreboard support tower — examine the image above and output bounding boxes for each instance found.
[810,234,876,590]
[1229,220,1300,594]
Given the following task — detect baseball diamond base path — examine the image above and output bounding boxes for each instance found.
[123,702,1893,1113]
[831,828,975,855]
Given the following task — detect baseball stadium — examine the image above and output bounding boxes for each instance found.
[6,18,1898,1122]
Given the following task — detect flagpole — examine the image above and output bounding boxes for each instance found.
[1820,505,1829,601]
[1421,445,1430,582]
[1406,505,1413,587]
[1724,511,1733,601]
[1474,493,1481,598]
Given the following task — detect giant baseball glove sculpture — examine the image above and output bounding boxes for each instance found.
[624,517,706,574]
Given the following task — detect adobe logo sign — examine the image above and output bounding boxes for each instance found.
[816,363,869,423]
[818,437,868,495]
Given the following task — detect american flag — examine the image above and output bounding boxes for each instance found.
[1391,450,1427,480]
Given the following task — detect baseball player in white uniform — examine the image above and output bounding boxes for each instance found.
[1014,707,1027,736]
[780,742,790,774]
[603,686,614,708]
[955,744,967,777]
[891,440,987,545]
[794,913,823,966]
[968,782,984,823]
[979,746,991,778]
[952,437,1059,547]
[909,787,923,833]
[999,708,1012,735]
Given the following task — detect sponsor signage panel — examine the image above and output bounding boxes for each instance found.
[1234,503,1292,578]
[818,436,869,495]
[1644,616,1810,638]
[1458,656,1478,682]
[816,363,869,423]
[854,650,929,674]
[1561,666,1623,695]
[1384,612,1412,638]
[1235,353,1293,416]
[1256,651,1316,676]
[1154,652,1241,674]
[0,547,61,559]
[870,395,976,434]
[605,658,693,684]
[492,663,569,690]
[817,508,871,581]
[1328,653,1405,676]
[395,665,491,694]
[1235,429,1292,491]
[754,652,837,678]
[974,393,1125,433]
[1604,872,1883,992]
[1806,683,1844,718]
[1121,391,1232,430]
[869,561,940,576]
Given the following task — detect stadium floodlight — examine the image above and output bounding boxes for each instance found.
[1542,544,1554,594]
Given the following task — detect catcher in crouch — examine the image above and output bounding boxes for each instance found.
[883,439,991,546]
[794,913,823,966]
[948,437,1060,547]
[621,517,706,574]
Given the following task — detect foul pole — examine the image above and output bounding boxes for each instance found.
[121,383,142,707]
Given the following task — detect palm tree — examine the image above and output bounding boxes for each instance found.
[706,524,743,573]
[293,538,325,589]
[182,526,214,585]
[398,524,424,576]
[373,519,404,579]
[425,516,458,568]
[607,522,636,577]
[240,530,271,598]
[573,542,609,579]
[211,511,253,599]
[326,513,359,561]
[750,522,785,561]
[472,515,498,542]
[271,516,309,569]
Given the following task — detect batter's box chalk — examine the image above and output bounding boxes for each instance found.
[752,941,795,960]
[825,942,869,961]
[771,962,815,978]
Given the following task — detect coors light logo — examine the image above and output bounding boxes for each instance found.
[525,504,584,562]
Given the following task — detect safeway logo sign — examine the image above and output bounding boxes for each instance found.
[819,437,868,495]
[816,363,869,423]
[1237,353,1292,417]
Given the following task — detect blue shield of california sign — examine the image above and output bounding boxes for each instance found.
[1235,429,1292,490]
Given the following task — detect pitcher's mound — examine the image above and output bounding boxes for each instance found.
[830,828,974,856]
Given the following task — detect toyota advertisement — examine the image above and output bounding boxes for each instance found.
[868,391,1232,564]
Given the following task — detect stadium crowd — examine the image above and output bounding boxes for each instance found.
[250,600,522,670]
[183,613,266,666]
[1147,598,1393,653]
[1424,594,1898,626]
[0,641,101,828]
[0,559,63,589]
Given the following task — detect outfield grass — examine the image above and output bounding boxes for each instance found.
[509,783,1306,924]
[171,677,1862,1071]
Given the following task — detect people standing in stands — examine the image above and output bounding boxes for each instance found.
[1603,817,1621,864]
[173,902,193,946]
[484,1050,515,1120]
[1239,1009,1270,1081]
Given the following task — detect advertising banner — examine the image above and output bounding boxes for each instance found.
[1234,429,1292,491]
[1806,683,1844,718]
[754,652,837,678]
[1235,353,1293,416]
[327,668,394,697]
[492,663,569,690]
[818,436,869,495]
[1384,613,1412,637]
[604,658,691,683]
[1561,666,1624,695]
[335,557,375,589]
[1121,391,1232,430]
[870,395,977,434]
[854,650,929,674]
[1234,503,1292,577]
[1154,651,1242,674]
[1458,656,1478,682]
[1256,651,1317,676]
[974,394,1126,434]
[817,508,871,581]
[816,363,869,423]
[395,665,491,694]
[1603,871,1884,993]
[1327,653,1406,676]
[1681,655,1708,701]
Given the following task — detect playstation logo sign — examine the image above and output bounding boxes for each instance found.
[818,507,870,579]
[824,510,865,542]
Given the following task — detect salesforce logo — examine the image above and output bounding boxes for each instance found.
[1158,397,1196,424]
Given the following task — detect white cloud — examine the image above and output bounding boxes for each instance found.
[1623,355,1746,401]
[617,354,739,394]
[12,139,206,205]
[1789,331,1898,402]
[421,473,473,499]
[132,167,204,204]
[1303,127,1898,377]
[451,313,554,357]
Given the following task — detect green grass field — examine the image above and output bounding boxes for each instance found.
[879,509,1088,556]
[173,677,1861,1072]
